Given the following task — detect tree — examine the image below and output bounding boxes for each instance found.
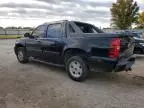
[136,11,144,28]
[23,27,34,30]
[5,27,18,29]
[0,27,3,29]
[110,0,139,29]
[18,26,23,29]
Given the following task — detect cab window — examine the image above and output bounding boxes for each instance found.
[47,24,62,38]
[31,25,47,38]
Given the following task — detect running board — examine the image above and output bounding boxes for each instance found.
[30,58,65,67]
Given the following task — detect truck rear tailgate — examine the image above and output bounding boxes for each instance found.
[119,35,135,59]
[115,35,135,72]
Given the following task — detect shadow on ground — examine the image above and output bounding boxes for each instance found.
[89,72,144,86]
[28,59,144,88]
[135,54,144,60]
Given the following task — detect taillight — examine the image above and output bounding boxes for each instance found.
[109,38,121,58]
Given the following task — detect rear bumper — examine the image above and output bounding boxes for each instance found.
[88,57,116,72]
[87,55,135,72]
[114,55,135,72]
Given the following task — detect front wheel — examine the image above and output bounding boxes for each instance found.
[16,47,29,63]
[66,56,89,82]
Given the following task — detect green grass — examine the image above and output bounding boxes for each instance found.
[0,35,22,39]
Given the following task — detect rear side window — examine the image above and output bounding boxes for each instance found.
[47,24,62,38]
[31,25,47,38]
[74,22,103,33]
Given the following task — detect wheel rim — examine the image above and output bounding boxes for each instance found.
[17,50,23,61]
[69,60,83,78]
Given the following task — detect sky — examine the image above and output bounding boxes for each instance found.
[0,0,143,28]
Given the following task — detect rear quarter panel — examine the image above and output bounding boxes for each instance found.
[63,33,111,58]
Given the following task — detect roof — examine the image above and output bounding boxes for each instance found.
[43,20,68,25]
[42,20,92,25]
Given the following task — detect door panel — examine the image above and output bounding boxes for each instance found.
[39,38,56,62]
[26,38,42,58]
[41,38,65,64]
[25,24,47,58]
[41,23,65,64]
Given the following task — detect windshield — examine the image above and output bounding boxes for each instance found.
[74,22,104,33]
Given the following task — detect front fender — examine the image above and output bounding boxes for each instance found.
[14,39,26,54]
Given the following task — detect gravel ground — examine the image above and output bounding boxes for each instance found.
[0,39,144,108]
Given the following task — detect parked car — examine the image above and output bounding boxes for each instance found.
[124,31,144,54]
[132,32,144,54]
[14,20,135,81]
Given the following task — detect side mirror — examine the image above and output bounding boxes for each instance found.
[24,33,31,38]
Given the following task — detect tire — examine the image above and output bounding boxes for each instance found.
[16,47,29,63]
[65,56,89,82]
[134,48,143,54]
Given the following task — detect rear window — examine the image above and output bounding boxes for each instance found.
[74,22,103,33]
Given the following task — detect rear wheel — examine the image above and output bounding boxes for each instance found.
[65,56,89,82]
[16,47,29,63]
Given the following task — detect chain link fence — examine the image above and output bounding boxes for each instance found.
[0,28,33,36]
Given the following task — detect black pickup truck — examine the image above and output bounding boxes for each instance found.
[14,20,135,81]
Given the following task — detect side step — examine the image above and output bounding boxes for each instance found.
[30,57,65,67]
